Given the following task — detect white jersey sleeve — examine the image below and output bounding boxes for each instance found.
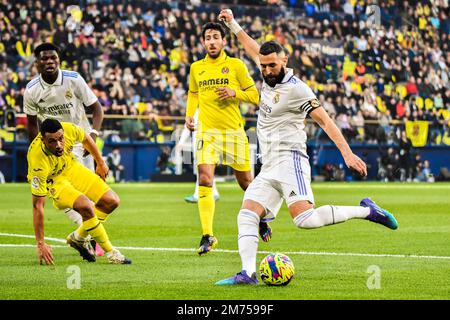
[73,74,98,107]
[291,81,319,115]
[23,80,40,116]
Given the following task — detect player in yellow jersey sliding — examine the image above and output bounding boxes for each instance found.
[27,118,131,265]
[185,22,272,255]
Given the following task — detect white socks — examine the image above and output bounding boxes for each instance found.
[293,205,370,229]
[64,208,83,227]
[235,205,370,276]
[237,209,260,276]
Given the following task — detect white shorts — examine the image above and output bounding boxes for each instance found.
[73,144,95,172]
[243,150,314,222]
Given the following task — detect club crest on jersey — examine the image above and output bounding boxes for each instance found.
[273,93,280,104]
[221,67,229,74]
[65,90,73,99]
[49,188,56,196]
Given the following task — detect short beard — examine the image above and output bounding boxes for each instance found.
[263,67,285,87]
[207,50,221,59]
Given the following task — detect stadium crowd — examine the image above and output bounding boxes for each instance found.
[0,0,449,181]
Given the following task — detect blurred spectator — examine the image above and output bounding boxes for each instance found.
[106,147,125,182]
[377,147,398,182]
[156,145,176,174]
[0,0,447,148]
[414,159,435,183]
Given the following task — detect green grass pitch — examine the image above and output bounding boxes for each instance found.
[0,182,449,300]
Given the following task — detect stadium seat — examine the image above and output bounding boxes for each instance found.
[425,98,434,110]
[376,96,387,112]
[395,85,407,99]
[415,96,424,110]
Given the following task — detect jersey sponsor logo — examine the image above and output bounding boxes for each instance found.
[65,90,73,99]
[259,101,272,114]
[198,78,229,88]
[221,67,229,74]
[44,102,74,116]
[32,176,40,190]
[52,163,66,176]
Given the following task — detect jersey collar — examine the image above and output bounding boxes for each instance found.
[263,68,295,90]
[204,50,227,64]
[279,68,294,84]
[40,69,63,87]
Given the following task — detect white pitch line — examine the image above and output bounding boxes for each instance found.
[0,232,66,243]
[1,232,450,261]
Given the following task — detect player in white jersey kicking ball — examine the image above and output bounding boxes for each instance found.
[215,9,398,285]
[24,43,105,259]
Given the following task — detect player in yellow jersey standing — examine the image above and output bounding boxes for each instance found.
[28,118,131,265]
[185,22,272,255]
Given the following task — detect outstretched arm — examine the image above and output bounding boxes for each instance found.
[219,9,261,66]
[309,107,367,177]
[32,195,54,265]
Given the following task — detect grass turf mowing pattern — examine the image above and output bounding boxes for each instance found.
[0,182,449,300]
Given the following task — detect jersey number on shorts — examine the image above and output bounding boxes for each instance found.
[197,139,204,150]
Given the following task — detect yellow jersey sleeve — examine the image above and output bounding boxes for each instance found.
[27,146,51,197]
[234,60,259,106]
[186,63,199,118]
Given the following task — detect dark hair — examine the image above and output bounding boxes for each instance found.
[201,22,226,40]
[40,118,63,136]
[34,43,60,58]
[259,41,284,56]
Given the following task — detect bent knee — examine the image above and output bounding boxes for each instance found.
[97,191,120,213]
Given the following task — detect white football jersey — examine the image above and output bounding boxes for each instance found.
[23,69,98,133]
[257,68,318,170]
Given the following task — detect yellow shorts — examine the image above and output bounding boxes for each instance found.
[196,129,251,172]
[47,162,111,210]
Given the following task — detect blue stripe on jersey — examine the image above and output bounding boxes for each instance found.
[26,78,40,89]
[62,71,78,78]
[293,151,306,195]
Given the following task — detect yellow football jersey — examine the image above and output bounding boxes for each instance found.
[187,50,259,131]
[27,122,85,196]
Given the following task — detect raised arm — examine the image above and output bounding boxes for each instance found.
[219,9,261,66]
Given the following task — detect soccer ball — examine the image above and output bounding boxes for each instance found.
[259,253,295,286]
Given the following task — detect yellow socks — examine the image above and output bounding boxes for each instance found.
[198,186,215,236]
[81,216,113,253]
[95,208,109,223]
[75,208,109,238]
